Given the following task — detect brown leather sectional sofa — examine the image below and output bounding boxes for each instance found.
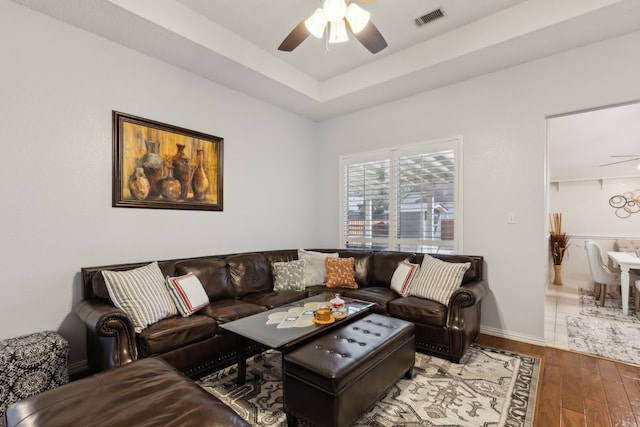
[75,249,488,377]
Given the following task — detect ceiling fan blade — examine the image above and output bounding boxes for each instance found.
[278,19,311,52]
[599,157,640,167]
[351,20,387,54]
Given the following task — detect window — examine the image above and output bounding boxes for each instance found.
[340,138,461,253]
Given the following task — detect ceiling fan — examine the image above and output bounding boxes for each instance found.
[278,0,387,54]
[599,155,640,167]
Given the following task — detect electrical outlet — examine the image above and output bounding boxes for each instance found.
[507,213,516,224]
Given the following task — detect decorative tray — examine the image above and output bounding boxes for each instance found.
[313,316,335,325]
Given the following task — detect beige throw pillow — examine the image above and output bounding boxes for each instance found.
[408,254,470,305]
[102,261,178,333]
[298,249,338,285]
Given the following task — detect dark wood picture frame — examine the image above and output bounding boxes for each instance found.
[112,111,223,211]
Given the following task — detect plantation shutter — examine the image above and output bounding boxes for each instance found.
[396,148,455,253]
[343,158,390,250]
[340,139,460,253]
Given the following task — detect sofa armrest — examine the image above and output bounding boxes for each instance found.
[448,279,489,310]
[74,299,138,372]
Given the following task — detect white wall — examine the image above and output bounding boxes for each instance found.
[549,177,640,288]
[0,1,320,368]
[4,0,640,369]
[315,30,640,343]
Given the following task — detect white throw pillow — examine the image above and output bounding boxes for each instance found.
[390,261,420,296]
[272,259,306,291]
[166,272,210,317]
[408,254,471,305]
[298,249,338,285]
[102,261,178,333]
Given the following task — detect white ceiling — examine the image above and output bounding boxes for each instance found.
[10,0,640,121]
[549,102,640,181]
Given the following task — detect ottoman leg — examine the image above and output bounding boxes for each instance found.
[286,413,299,427]
[404,367,414,379]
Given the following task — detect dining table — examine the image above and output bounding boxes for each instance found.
[606,251,640,315]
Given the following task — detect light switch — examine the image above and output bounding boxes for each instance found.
[507,212,516,224]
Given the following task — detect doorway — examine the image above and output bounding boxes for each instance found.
[545,101,640,354]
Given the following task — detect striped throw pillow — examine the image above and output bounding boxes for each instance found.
[390,261,420,296]
[408,255,470,305]
[166,272,210,317]
[102,261,178,333]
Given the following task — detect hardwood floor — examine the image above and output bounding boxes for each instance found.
[477,334,640,427]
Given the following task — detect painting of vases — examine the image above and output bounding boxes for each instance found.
[113,111,223,211]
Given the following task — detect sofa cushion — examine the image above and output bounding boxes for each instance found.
[387,296,448,327]
[272,260,306,291]
[298,249,338,285]
[326,257,358,289]
[370,251,416,285]
[264,250,298,264]
[241,290,307,309]
[390,261,420,296]
[166,273,210,317]
[339,251,374,287]
[408,255,471,305]
[200,299,267,324]
[137,314,217,357]
[102,261,178,333]
[414,254,479,284]
[343,287,398,313]
[226,253,273,297]
[174,259,235,300]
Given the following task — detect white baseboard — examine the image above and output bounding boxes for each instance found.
[480,326,546,347]
[68,360,89,376]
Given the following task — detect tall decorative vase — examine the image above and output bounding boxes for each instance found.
[141,140,163,199]
[553,264,563,286]
[171,144,190,200]
[191,149,209,201]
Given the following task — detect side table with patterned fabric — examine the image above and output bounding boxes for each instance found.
[0,331,69,417]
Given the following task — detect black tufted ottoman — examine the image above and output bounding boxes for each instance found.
[283,313,415,427]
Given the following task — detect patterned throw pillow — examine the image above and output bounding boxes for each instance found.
[408,254,470,305]
[102,261,178,333]
[166,272,210,317]
[390,261,420,296]
[298,249,338,285]
[272,260,306,291]
[325,257,358,289]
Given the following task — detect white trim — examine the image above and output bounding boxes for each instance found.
[68,359,89,376]
[480,326,546,347]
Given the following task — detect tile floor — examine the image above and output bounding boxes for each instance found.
[545,284,581,349]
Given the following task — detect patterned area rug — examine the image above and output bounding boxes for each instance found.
[579,288,639,323]
[566,315,640,365]
[198,345,540,427]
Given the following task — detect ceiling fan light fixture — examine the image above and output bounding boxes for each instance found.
[323,0,347,23]
[328,20,349,44]
[345,3,370,34]
[305,8,328,39]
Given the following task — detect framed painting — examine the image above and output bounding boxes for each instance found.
[112,111,223,211]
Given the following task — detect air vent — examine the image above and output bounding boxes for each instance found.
[414,8,445,27]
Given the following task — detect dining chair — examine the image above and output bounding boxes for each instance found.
[584,240,637,306]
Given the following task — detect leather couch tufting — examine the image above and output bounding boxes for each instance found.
[75,249,488,377]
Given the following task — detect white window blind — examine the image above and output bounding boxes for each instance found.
[340,139,461,253]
